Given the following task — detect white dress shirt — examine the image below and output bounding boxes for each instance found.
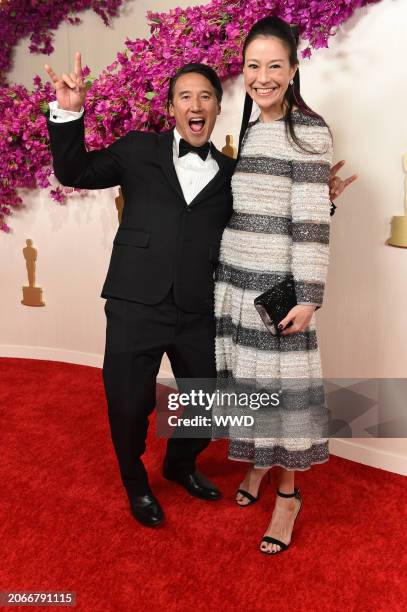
[48,101,219,204]
[171,128,219,204]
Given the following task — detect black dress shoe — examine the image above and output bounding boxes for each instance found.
[128,492,164,527]
[163,469,222,501]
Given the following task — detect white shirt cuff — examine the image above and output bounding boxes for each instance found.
[48,100,84,122]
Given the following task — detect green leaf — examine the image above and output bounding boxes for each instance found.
[145,92,156,100]
[218,12,231,26]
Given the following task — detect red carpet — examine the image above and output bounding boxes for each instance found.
[1,357,406,612]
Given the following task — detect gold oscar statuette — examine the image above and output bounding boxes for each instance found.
[21,239,45,307]
[222,134,238,159]
[388,153,407,248]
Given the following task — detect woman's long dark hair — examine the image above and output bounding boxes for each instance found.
[238,16,331,156]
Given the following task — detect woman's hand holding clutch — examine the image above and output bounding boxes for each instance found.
[278,304,316,336]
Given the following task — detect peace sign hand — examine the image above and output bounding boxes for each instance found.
[44,51,86,113]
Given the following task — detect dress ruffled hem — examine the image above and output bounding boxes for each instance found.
[228,440,329,471]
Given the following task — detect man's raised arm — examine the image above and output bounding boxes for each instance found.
[45,52,128,189]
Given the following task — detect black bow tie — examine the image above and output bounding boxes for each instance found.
[178,138,210,161]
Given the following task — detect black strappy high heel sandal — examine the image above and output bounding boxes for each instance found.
[236,469,271,507]
[260,487,302,554]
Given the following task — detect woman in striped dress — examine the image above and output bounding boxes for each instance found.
[214,16,334,554]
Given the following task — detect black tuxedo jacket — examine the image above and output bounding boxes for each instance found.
[47,117,236,313]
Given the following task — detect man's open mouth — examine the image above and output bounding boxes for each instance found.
[188,118,206,133]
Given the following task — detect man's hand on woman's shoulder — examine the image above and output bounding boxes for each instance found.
[329,160,358,201]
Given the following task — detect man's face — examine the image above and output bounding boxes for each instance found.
[169,72,221,146]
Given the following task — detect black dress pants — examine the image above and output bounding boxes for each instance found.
[102,289,216,496]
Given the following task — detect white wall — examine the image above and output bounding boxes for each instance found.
[1,0,406,473]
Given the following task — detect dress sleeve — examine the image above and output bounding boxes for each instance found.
[290,126,334,309]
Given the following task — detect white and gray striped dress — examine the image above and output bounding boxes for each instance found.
[214,108,334,470]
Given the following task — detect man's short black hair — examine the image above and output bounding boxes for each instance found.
[167,63,223,108]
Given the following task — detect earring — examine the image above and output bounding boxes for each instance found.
[290,79,294,86]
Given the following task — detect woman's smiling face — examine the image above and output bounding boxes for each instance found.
[243,36,297,121]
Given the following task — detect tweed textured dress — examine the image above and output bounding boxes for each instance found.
[214,108,334,470]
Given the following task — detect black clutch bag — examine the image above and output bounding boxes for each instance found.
[254,278,297,335]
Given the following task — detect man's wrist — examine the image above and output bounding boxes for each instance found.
[48,100,84,123]
[59,105,82,113]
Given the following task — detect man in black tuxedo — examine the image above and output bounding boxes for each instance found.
[45,53,236,527]
[45,53,353,527]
